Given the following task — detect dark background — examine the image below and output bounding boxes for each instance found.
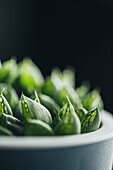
[0,0,113,113]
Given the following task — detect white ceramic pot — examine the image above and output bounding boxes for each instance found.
[0,110,113,170]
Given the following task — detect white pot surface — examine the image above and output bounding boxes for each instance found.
[0,110,113,149]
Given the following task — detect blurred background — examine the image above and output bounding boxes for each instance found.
[0,0,113,113]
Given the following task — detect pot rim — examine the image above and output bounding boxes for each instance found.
[0,110,113,149]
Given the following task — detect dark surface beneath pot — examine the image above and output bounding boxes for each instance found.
[0,139,113,170]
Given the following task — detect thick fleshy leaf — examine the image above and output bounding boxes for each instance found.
[81,108,101,133]
[14,100,24,122]
[42,68,79,109]
[12,58,44,95]
[0,59,17,84]
[51,67,75,87]
[21,94,52,125]
[42,68,81,109]
[24,119,54,136]
[42,67,75,99]
[39,93,60,119]
[76,82,90,100]
[42,73,62,99]
[57,84,81,109]
[0,83,19,111]
[0,113,22,126]
[6,123,24,135]
[34,91,40,103]
[0,92,13,116]
[82,90,104,111]
[76,106,88,121]
[0,113,23,135]
[62,67,75,87]
[0,126,13,136]
[53,97,81,135]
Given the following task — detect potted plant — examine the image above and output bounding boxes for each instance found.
[0,58,113,170]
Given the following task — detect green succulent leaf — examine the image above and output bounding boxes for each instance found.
[6,123,24,135]
[0,92,13,116]
[0,113,23,135]
[34,91,40,103]
[42,67,75,100]
[12,58,44,95]
[42,72,62,99]
[24,119,54,136]
[0,113,22,126]
[0,58,17,84]
[82,90,104,111]
[53,97,81,135]
[21,94,52,125]
[81,108,101,133]
[39,93,60,119]
[51,67,75,87]
[76,82,90,100]
[14,100,24,122]
[57,84,81,109]
[62,67,75,87]
[0,126,13,136]
[76,106,88,121]
[0,83,19,111]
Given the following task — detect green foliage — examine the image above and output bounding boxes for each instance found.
[21,94,52,125]
[24,120,54,136]
[0,113,23,135]
[12,58,44,95]
[81,108,101,133]
[0,58,103,136]
[0,126,13,136]
[53,97,81,135]
[0,83,19,111]
[76,82,90,100]
[0,92,13,116]
[76,106,88,121]
[82,90,104,111]
[42,72,62,99]
[0,59,17,84]
[57,84,81,109]
[38,93,60,119]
